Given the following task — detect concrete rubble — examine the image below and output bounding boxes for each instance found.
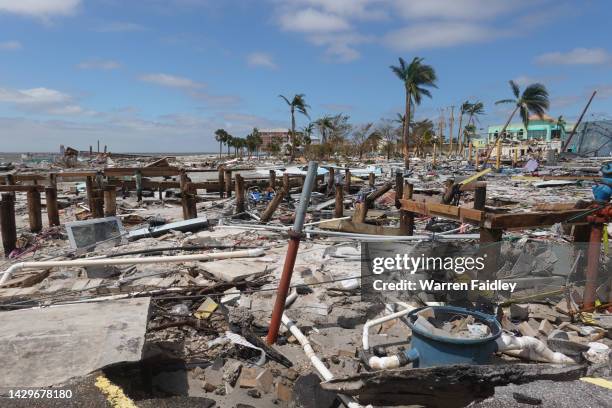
[0,152,611,408]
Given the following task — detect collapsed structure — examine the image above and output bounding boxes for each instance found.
[0,150,611,408]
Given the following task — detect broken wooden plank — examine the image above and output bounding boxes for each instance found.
[484,209,588,229]
[318,219,403,236]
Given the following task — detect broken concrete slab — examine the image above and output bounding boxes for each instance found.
[200,259,269,282]
[0,297,151,388]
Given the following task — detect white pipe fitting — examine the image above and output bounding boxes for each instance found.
[362,305,416,351]
[0,248,265,285]
[496,333,576,364]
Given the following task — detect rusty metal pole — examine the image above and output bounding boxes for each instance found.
[267,161,318,345]
[584,219,603,308]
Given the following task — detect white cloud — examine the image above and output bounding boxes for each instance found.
[77,59,121,70]
[309,32,372,62]
[394,0,522,20]
[0,0,80,19]
[0,40,22,50]
[384,22,498,51]
[247,52,278,69]
[279,0,388,20]
[95,21,146,33]
[535,48,612,65]
[280,8,350,33]
[139,73,205,90]
[0,86,90,116]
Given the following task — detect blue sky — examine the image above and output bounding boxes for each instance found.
[1,0,611,152]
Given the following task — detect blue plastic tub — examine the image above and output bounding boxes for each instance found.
[401,306,502,368]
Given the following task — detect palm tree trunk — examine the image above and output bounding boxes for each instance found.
[290,108,296,161]
[403,91,411,169]
[219,142,222,159]
[457,113,464,155]
[480,105,519,169]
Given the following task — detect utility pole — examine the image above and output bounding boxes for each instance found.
[448,106,454,155]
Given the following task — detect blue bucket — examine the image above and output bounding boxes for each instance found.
[401,306,502,368]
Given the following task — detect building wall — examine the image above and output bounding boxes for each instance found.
[487,119,567,143]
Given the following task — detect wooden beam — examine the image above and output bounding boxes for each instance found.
[319,219,403,236]
[484,209,587,229]
[0,185,45,192]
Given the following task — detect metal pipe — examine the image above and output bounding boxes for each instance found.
[267,161,318,344]
[0,248,264,285]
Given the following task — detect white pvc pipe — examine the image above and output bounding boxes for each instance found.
[496,333,576,364]
[367,355,402,370]
[282,314,366,408]
[362,305,416,351]
[0,248,265,285]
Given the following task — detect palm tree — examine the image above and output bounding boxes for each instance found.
[279,94,310,160]
[412,119,435,157]
[482,80,549,167]
[463,101,484,152]
[251,128,262,158]
[214,129,228,159]
[315,115,334,144]
[456,101,471,154]
[301,123,314,145]
[225,134,233,157]
[390,57,437,169]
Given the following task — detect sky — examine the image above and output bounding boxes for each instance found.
[1,0,611,152]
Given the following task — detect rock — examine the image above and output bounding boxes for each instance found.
[239,367,259,389]
[247,388,261,398]
[222,360,242,387]
[276,382,293,402]
[518,321,538,338]
[256,369,274,393]
[510,304,529,320]
[293,374,338,408]
[538,319,553,336]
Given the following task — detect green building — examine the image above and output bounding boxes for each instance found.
[485,114,568,144]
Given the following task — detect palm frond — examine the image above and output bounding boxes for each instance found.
[495,99,515,105]
[509,80,520,99]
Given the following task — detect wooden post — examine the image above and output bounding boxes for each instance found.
[0,193,17,257]
[433,143,437,167]
[5,174,15,197]
[269,169,276,189]
[475,149,480,169]
[368,172,375,188]
[135,170,143,202]
[224,169,232,198]
[395,171,403,209]
[104,186,117,216]
[513,147,518,168]
[45,187,60,226]
[27,189,42,233]
[496,138,502,170]
[468,141,473,164]
[235,174,245,214]
[399,182,414,235]
[261,184,287,222]
[92,190,104,218]
[85,176,95,211]
[344,169,351,193]
[352,202,368,223]
[334,183,344,218]
[283,173,290,193]
[188,183,198,219]
[218,166,225,198]
[474,183,486,211]
[327,167,335,194]
[158,187,163,201]
[181,182,197,220]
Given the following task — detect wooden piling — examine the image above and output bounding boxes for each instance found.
[135,170,143,202]
[261,183,287,222]
[474,183,486,210]
[104,186,117,216]
[27,189,42,233]
[92,190,105,218]
[45,187,60,226]
[399,182,414,235]
[352,202,368,223]
[269,169,276,189]
[181,182,198,220]
[224,169,232,198]
[0,193,17,257]
[327,167,335,194]
[218,166,225,198]
[395,171,403,209]
[334,183,344,218]
[368,172,375,187]
[344,169,351,193]
[235,174,245,214]
[85,176,95,211]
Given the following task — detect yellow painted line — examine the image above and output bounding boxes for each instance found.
[94,375,138,408]
[580,377,612,389]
